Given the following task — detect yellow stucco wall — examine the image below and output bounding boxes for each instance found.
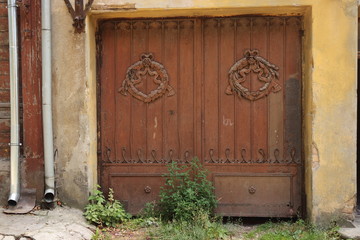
[51,0,358,223]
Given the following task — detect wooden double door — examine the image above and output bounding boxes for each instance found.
[98,16,303,217]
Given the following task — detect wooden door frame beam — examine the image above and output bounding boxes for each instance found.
[19,0,44,201]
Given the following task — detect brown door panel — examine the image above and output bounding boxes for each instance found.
[98,16,303,216]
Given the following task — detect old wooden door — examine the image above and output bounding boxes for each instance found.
[98,16,302,217]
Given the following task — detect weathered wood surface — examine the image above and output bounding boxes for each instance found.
[98,16,303,216]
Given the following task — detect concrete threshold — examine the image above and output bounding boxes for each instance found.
[0,206,94,240]
[339,214,360,240]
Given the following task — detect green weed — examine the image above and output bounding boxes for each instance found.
[148,211,230,240]
[243,219,343,240]
[91,228,111,240]
[84,186,131,227]
[158,157,217,222]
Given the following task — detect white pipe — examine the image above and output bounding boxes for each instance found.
[42,0,55,203]
[7,0,20,206]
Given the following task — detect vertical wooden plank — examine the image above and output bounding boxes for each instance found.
[285,17,302,162]
[219,18,235,162]
[115,21,132,162]
[203,19,219,162]
[101,22,116,162]
[20,0,43,173]
[235,18,252,161]
[194,19,203,160]
[250,17,268,161]
[25,0,43,197]
[163,20,179,161]
[178,19,195,161]
[130,20,148,162]
[268,17,285,162]
[147,20,163,162]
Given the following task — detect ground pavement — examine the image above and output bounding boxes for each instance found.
[339,213,360,240]
[0,206,94,240]
[1,205,360,240]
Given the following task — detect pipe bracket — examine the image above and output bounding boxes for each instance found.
[6,4,19,8]
[8,143,22,146]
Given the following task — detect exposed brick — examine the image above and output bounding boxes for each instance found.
[0,32,8,45]
[0,89,9,102]
[0,145,9,157]
[0,75,9,88]
[0,118,9,126]
[0,17,8,31]
[0,60,9,75]
[0,46,8,61]
[0,114,19,158]
[0,128,9,143]
[0,3,7,16]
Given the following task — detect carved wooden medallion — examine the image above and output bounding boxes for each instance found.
[119,53,175,103]
[226,49,281,101]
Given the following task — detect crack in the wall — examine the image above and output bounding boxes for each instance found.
[342,193,356,217]
[312,142,320,171]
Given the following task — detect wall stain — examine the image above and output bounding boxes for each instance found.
[341,0,357,18]
[74,171,88,188]
[312,142,320,170]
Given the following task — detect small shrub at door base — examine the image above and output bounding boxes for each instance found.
[158,157,217,222]
[148,158,231,239]
[84,186,130,227]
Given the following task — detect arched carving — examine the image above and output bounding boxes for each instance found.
[119,53,175,103]
[226,49,281,101]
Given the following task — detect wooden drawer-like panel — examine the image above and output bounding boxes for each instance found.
[214,173,294,217]
[109,173,165,214]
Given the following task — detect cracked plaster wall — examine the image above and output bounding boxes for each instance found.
[51,0,358,223]
[52,1,91,207]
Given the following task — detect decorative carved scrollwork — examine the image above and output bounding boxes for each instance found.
[203,148,300,164]
[119,53,175,103]
[104,147,300,165]
[226,49,281,101]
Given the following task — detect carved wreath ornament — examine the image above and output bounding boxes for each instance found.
[226,49,281,101]
[119,53,175,103]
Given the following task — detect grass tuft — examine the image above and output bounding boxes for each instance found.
[243,219,343,240]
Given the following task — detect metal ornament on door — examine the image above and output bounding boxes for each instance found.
[119,53,175,103]
[226,49,281,101]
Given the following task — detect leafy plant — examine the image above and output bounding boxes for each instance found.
[140,201,159,219]
[84,186,130,227]
[91,228,111,240]
[158,157,217,221]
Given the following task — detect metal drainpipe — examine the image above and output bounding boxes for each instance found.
[42,0,55,203]
[7,0,21,206]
